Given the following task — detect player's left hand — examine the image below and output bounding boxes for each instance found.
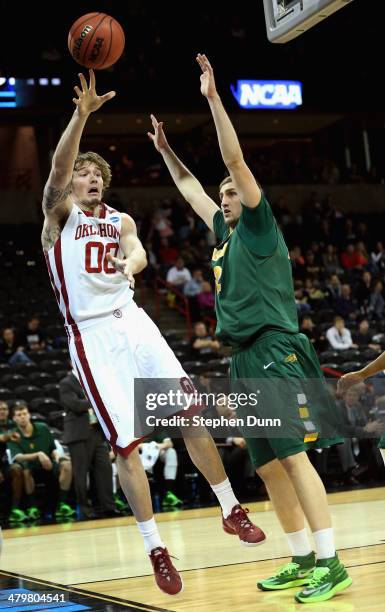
[337,371,364,395]
[196,54,218,99]
[106,253,135,288]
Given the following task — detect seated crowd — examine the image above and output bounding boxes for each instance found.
[1,191,385,525]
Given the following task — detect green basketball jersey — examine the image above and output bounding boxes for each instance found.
[211,194,298,347]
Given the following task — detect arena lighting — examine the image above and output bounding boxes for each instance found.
[0,78,16,108]
[39,78,49,86]
[231,80,303,109]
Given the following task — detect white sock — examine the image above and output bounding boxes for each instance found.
[136,517,165,554]
[211,478,239,518]
[286,527,312,557]
[313,527,335,560]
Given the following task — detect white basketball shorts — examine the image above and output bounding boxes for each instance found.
[67,300,192,456]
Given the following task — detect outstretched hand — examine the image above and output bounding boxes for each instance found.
[147,114,168,152]
[196,53,218,99]
[73,69,116,116]
[337,371,364,395]
[106,253,135,288]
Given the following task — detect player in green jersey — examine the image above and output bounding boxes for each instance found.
[339,354,385,464]
[148,54,352,603]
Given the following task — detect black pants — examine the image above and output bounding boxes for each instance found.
[68,427,114,513]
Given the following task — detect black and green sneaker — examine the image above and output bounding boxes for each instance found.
[162,491,183,508]
[295,554,352,603]
[9,508,29,523]
[55,502,76,518]
[26,506,41,520]
[257,552,316,590]
[114,494,128,511]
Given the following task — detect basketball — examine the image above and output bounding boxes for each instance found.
[68,12,125,70]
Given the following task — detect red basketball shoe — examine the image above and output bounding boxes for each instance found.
[149,547,183,595]
[222,505,266,546]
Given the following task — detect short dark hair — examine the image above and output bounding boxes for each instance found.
[219,176,233,191]
[13,401,28,416]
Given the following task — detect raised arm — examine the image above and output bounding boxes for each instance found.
[148,114,219,231]
[42,70,116,220]
[196,54,261,210]
[106,214,147,289]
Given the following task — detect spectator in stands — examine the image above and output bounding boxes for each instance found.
[166,257,191,290]
[139,436,182,508]
[325,274,342,306]
[370,241,385,273]
[184,269,204,322]
[355,241,369,266]
[341,244,363,270]
[355,271,373,310]
[0,328,33,366]
[143,240,159,285]
[0,401,25,522]
[179,239,198,267]
[21,315,47,352]
[344,219,356,243]
[335,284,358,321]
[289,246,305,278]
[300,315,326,351]
[158,237,178,267]
[326,316,357,351]
[197,280,215,315]
[353,319,381,351]
[304,251,321,278]
[304,278,328,310]
[338,388,383,478]
[368,281,385,320]
[7,404,75,521]
[321,160,340,184]
[191,321,220,359]
[60,371,120,519]
[322,244,342,277]
[294,280,311,314]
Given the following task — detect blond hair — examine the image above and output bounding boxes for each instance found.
[74,152,112,190]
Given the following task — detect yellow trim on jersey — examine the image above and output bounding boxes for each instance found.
[212,241,229,262]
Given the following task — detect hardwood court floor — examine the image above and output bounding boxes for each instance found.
[1,487,385,611]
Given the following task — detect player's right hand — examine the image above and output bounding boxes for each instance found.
[147,114,168,151]
[337,371,364,395]
[73,69,116,116]
[106,253,135,289]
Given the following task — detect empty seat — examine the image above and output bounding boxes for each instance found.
[12,362,38,375]
[0,388,13,401]
[13,385,41,403]
[28,371,55,386]
[30,397,61,414]
[181,361,208,374]
[42,383,60,401]
[1,374,27,390]
[338,361,363,374]
[39,359,66,373]
[55,370,68,382]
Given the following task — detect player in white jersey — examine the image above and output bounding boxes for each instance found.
[41,70,265,596]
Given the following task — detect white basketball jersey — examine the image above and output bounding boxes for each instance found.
[45,202,133,329]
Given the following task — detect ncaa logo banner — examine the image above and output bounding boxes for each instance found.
[231,80,303,109]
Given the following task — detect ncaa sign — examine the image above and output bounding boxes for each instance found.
[231,80,303,110]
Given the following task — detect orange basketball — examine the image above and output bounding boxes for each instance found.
[68,13,125,70]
